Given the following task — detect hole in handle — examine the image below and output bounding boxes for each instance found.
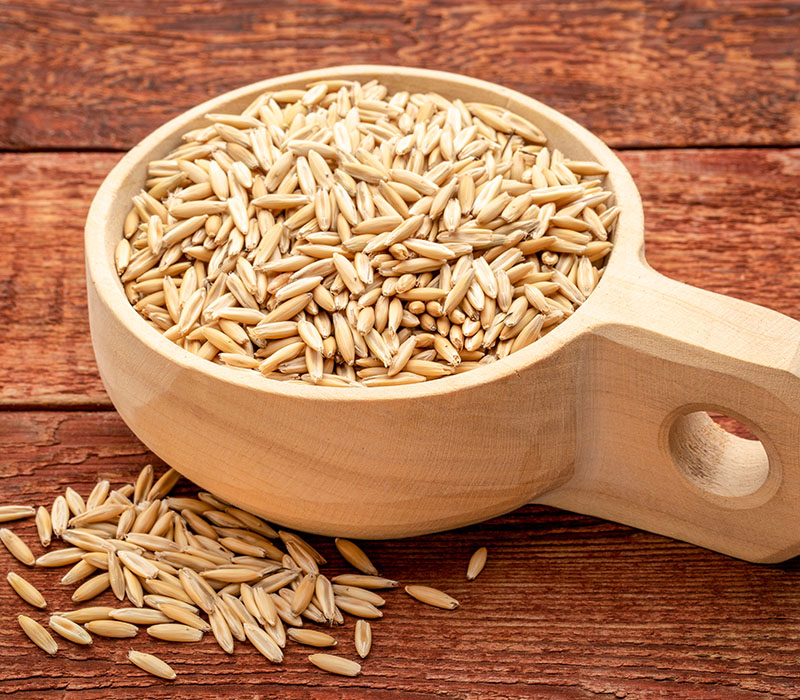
[668,409,769,498]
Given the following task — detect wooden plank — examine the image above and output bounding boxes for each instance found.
[3,149,799,407]
[0,410,798,697]
[0,1,798,150]
[0,152,119,407]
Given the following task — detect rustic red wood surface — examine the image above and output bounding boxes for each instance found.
[2,0,799,696]
[1,0,799,150]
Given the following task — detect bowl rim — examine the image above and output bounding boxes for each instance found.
[85,64,645,402]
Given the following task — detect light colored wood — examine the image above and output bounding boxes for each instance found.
[84,66,800,562]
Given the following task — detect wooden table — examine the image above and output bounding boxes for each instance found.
[2,1,799,696]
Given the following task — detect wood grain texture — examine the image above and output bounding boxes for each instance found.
[0,152,117,407]
[0,411,799,698]
[0,0,798,150]
[3,148,799,407]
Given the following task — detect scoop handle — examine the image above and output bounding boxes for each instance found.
[536,264,800,562]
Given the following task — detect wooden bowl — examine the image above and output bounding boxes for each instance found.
[85,66,800,562]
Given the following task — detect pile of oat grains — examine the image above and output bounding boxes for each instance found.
[1,466,487,679]
[117,79,617,387]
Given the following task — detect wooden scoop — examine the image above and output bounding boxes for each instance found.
[85,66,800,562]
